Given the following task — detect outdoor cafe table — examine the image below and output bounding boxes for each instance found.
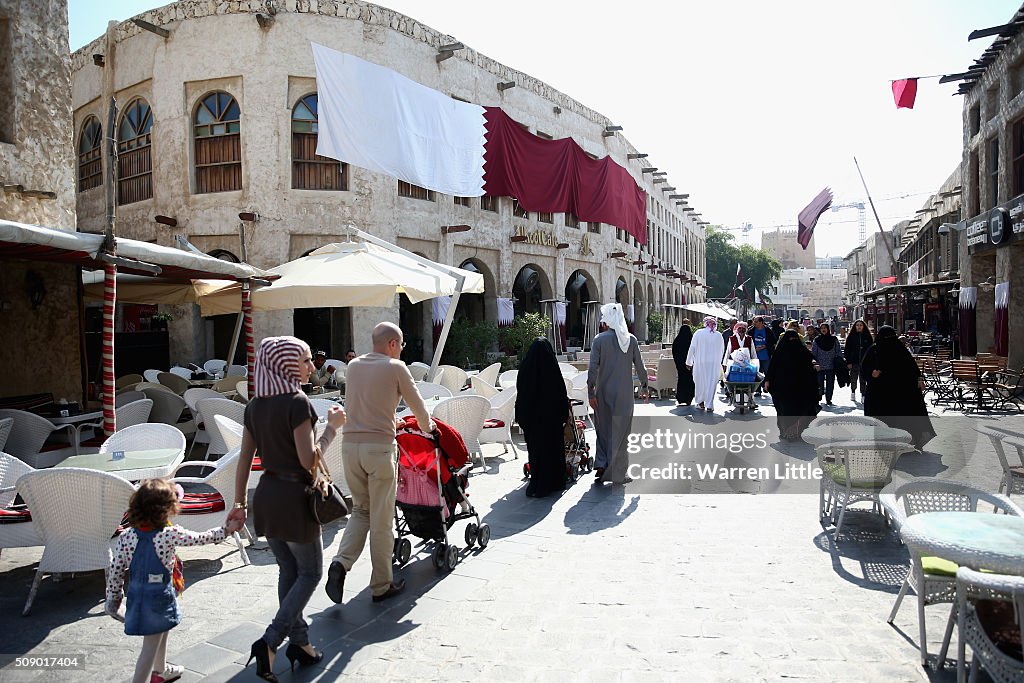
[47,410,103,450]
[55,448,184,482]
[801,425,913,447]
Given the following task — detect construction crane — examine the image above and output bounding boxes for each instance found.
[830,200,867,244]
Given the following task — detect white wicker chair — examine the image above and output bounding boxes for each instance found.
[169,449,249,565]
[236,380,248,402]
[567,372,593,427]
[977,427,1024,497]
[816,440,914,538]
[498,369,519,389]
[213,415,243,453]
[157,371,191,395]
[227,364,248,378]
[114,390,145,408]
[957,567,1024,683]
[135,381,170,393]
[114,374,144,390]
[477,362,501,387]
[143,369,162,383]
[880,478,1023,666]
[308,398,338,419]
[315,421,349,498]
[183,388,223,453]
[0,409,77,469]
[415,382,452,399]
[408,362,430,381]
[0,417,14,452]
[648,357,678,400]
[433,395,491,466]
[76,399,154,454]
[211,375,244,393]
[99,423,187,457]
[479,387,517,456]
[169,366,193,379]
[195,398,245,459]
[17,468,136,614]
[0,452,41,559]
[808,415,888,429]
[436,365,469,394]
[141,387,187,427]
[469,376,499,399]
[203,359,227,376]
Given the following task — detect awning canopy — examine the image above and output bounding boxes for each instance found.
[673,301,736,320]
[0,220,267,282]
[197,241,485,316]
[82,272,231,305]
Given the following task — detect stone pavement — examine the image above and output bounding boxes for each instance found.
[0,382,1015,682]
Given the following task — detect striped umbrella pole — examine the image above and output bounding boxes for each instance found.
[242,281,255,398]
[102,263,117,434]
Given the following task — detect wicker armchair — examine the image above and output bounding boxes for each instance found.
[169,449,249,565]
[408,362,430,381]
[114,374,144,390]
[880,478,1022,666]
[76,399,154,454]
[477,362,501,387]
[308,398,337,419]
[436,365,469,394]
[99,423,187,456]
[469,376,500,399]
[212,375,245,393]
[157,371,191,395]
[226,364,248,378]
[0,409,77,469]
[977,426,1024,497]
[808,415,888,429]
[213,415,243,452]
[314,420,348,498]
[957,567,1024,683]
[143,369,162,383]
[817,440,914,538]
[433,395,491,466]
[648,357,678,400]
[0,450,33,508]
[195,398,245,460]
[17,468,136,614]
[236,381,248,402]
[0,452,40,559]
[169,366,193,379]
[0,417,13,452]
[114,390,145,408]
[203,359,227,376]
[141,387,187,428]
[183,388,223,454]
[498,369,519,389]
[479,387,518,456]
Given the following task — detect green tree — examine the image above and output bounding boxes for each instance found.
[441,319,499,368]
[498,313,551,361]
[705,226,782,302]
[646,311,664,341]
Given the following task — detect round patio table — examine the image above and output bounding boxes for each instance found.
[900,511,1024,575]
[55,448,185,482]
[801,425,912,447]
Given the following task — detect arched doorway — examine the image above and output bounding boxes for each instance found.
[293,246,354,358]
[815,309,825,320]
[634,279,645,340]
[513,263,551,316]
[565,269,598,348]
[615,276,631,332]
[455,258,495,324]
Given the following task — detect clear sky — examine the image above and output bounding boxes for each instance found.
[69,0,1022,258]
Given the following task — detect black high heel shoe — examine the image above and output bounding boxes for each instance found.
[246,639,277,682]
[285,643,323,671]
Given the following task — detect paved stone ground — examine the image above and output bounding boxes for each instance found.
[0,383,1016,682]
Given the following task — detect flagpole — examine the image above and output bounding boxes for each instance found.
[853,156,903,331]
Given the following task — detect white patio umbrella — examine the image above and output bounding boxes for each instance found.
[197,233,484,377]
[677,301,737,320]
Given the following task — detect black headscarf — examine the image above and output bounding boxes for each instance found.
[515,338,569,430]
[672,324,693,372]
[843,319,874,364]
[815,324,836,351]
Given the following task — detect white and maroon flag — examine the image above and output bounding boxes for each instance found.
[312,43,487,197]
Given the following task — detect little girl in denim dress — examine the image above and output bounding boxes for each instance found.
[106,479,242,683]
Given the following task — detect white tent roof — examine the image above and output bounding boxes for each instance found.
[673,301,737,320]
[197,241,485,316]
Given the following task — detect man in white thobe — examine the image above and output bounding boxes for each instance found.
[686,316,726,412]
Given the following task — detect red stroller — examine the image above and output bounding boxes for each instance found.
[393,416,490,572]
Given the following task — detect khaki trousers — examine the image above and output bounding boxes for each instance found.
[334,441,397,596]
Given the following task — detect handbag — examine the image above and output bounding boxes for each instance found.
[306,449,349,525]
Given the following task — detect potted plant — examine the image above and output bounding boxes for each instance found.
[151,312,174,331]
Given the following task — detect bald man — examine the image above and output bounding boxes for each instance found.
[326,322,434,604]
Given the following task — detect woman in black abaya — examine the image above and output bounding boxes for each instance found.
[859,325,936,449]
[672,323,696,406]
[764,330,820,440]
[515,338,570,497]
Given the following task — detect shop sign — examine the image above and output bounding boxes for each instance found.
[513,225,556,247]
[967,191,1024,254]
[1010,194,1024,235]
[989,207,1010,246]
[966,217,989,248]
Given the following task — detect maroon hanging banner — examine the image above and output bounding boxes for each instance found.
[483,108,647,243]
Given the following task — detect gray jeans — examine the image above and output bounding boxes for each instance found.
[848,364,868,395]
[264,536,323,649]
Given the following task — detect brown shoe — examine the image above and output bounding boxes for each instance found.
[371,579,406,603]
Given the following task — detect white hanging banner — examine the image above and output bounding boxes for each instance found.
[497,297,515,326]
[996,282,1010,309]
[627,304,635,322]
[312,43,487,197]
[554,301,567,325]
[431,295,452,324]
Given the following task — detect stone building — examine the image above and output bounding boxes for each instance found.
[70,1,707,363]
[769,268,847,321]
[760,227,816,270]
[0,0,80,401]
[955,4,1024,364]
[844,230,901,324]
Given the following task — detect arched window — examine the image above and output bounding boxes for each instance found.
[77,116,102,192]
[117,98,153,205]
[193,91,241,194]
[291,93,347,191]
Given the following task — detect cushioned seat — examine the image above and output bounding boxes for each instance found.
[482,418,505,429]
[0,506,31,524]
[921,555,959,577]
[178,491,225,514]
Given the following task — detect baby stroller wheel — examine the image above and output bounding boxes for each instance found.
[476,523,491,549]
[397,538,412,565]
[445,544,459,571]
[464,523,478,549]
[431,544,446,570]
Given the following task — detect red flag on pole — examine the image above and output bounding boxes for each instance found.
[892,79,918,109]
[797,187,833,250]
